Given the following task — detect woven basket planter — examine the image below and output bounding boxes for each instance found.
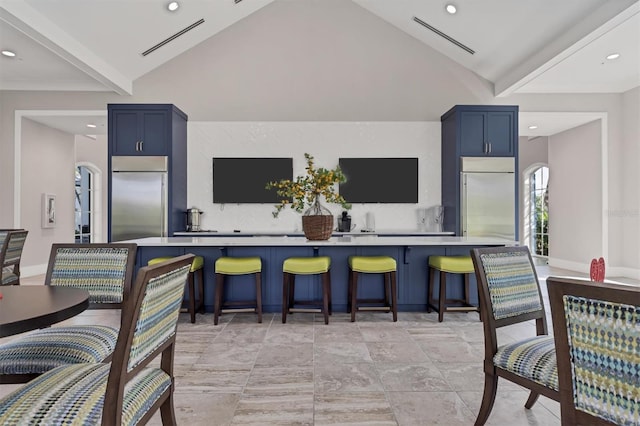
[302,215,334,240]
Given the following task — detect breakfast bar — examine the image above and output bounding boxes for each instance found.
[126,235,516,313]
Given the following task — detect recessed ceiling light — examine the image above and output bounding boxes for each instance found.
[528,125,538,130]
[86,124,97,128]
[1,50,16,57]
[167,1,179,11]
[606,53,620,60]
[445,4,457,14]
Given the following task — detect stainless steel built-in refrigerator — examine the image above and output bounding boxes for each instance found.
[111,156,168,241]
[460,157,515,239]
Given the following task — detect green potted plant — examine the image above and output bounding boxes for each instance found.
[266,153,351,240]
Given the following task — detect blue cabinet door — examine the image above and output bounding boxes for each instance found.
[109,108,169,156]
[459,111,487,155]
[459,109,515,157]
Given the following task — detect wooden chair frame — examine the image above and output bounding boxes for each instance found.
[471,246,559,426]
[102,254,194,425]
[0,229,29,286]
[547,276,640,426]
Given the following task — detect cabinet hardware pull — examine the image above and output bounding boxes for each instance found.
[488,142,492,153]
[135,141,139,151]
[140,141,143,151]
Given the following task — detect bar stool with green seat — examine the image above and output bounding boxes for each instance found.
[282,256,331,324]
[214,256,262,325]
[427,255,479,322]
[148,255,204,323]
[348,255,398,322]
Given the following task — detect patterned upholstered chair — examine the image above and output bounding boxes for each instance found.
[0,243,137,384]
[470,246,559,425]
[0,229,29,286]
[548,276,640,426]
[0,254,194,425]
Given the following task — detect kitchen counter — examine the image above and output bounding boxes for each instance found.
[173,231,456,237]
[126,235,516,313]
[130,235,512,247]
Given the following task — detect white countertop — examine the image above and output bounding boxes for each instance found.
[173,231,455,237]
[124,235,517,247]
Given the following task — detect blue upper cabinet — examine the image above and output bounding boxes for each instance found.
[456,107,517,157]
[108,104,186,156]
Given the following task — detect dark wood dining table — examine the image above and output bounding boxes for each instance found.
[0,286,90,338]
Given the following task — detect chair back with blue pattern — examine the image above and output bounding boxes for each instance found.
[471,246,548,348]
[45,243,137,308]
[103,254,194,425]
[548,276,640,426]
[0,229,28,286]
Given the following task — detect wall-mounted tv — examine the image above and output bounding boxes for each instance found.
[212,157,293,204]
[339,158,418,203]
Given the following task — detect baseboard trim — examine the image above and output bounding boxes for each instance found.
[548,258,639,280]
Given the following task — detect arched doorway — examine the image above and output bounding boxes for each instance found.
[524,165,549,258]
[75,162,102,243]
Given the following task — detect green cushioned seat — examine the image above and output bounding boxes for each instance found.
[349,256,396,273]
[283,256,331,274]
[215,257,262,275]
[428,255,474,273]
[148,255,204,272]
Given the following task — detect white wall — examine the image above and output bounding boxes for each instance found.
[548,120,602,269]
[20,119,76,274]
[188,122,441,233]
[620,87,640,273]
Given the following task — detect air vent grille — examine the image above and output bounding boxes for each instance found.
[413,16,475,55]
[142,18,205,57]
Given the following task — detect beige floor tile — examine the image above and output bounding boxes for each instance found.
[376,362,450,392]
[148,392,240,426]
[314,392,397,425]
[314,363,383,393]
[314,341,372,364]
[366,341,429,363]
[387,391,476,425]
[244,365,314,394]
[254,342,314,366]
[458,389,561,426]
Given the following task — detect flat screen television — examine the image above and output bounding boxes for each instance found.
[339,158,418,203]
[212,157,293,203]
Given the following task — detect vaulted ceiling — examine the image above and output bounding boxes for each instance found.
[1,0,638,136]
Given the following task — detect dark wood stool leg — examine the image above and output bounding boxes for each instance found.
[327,270,333,315]
[390,270,398,322]
[282,272,289,323]
[464,273,470,305]
[347,269,353,313]
[187,271,196,323]
[384,272,390,308]
[322,271,330,324]
[438,270,446,322]
[350,270,359,322]
[214,273,224,325]
[255,272,263,324]
[427,267,435,313]
[288,274,296,311]
[197,268,205,314]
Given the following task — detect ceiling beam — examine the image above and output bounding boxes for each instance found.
[0,1,132,95]
[494,0,639,97]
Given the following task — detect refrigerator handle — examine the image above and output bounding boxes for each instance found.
[460,173,467,236]
[161,173,168,237]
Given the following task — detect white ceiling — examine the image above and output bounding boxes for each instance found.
[1,0,638,136]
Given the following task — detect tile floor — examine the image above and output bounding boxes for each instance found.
[2,265,638,425]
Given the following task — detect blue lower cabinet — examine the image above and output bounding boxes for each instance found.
[135,244,483,313]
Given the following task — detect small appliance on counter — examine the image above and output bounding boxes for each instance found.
[185,207,203,232]
[337,211,352,232]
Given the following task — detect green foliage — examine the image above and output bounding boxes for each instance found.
[266,153,351,217]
